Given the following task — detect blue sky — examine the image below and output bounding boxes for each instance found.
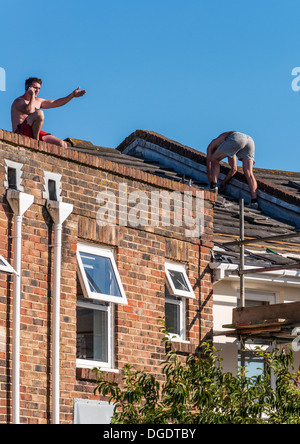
[0,0,299,171]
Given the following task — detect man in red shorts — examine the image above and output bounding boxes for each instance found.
[11,77,86,147]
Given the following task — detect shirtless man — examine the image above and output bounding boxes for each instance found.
[11,77,86,148]
[206,131,258,209]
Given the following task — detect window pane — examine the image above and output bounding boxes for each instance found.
[168,270,189,292]
[238,350,265,378]
[165,301,180,336]
[79,252,121,298]
[77,306,108,363]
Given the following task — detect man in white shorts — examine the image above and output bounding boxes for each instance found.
[206,131,258,209]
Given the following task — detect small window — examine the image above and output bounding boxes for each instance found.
[165,285,186,340]
[165,261,194,342]
[43,171,62,201]
[238,348,266,378]
[4,160,24,191]
[7,168,17,190]
[0,255,17,275]
[48,179,58,201]
[77,243,127,305]
[165,261,195,299]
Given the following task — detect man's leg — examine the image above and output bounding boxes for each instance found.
[26,109,44,140]
[210,150,228,187]
[42,134,67,148]
[242,159,257,200]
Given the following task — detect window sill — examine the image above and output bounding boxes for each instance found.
[76,366,121,383]
[166,339,197,356]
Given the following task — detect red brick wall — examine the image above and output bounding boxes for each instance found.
[0,131,215,423]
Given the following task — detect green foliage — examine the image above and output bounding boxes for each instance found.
[93,336,300,424]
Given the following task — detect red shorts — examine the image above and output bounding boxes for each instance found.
[15,118,51,141]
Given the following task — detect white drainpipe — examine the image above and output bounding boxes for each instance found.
[6,189,34,424]
[46,200,73,424]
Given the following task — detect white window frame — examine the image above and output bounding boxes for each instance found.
[77,243,127,305]
[165,294,187,342]
[76,299,114,370]
[237,290,277,307]
[165,261,194,343]
[165,261,195,299]
[0,254,17,275]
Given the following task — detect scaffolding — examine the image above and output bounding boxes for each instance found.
[220,200,300,357]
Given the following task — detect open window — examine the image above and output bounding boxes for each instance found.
[165,261,195,342]
[0,255,17,275]
[76,242,127,369]
[77,243,127,305]
[165,261,195,299]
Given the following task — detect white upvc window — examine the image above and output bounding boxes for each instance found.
[165,261,195,342]
[76,298,114,369]
[165,261,195,299]
[0,255,17,275]
[77,243,127,305]
[76,243,127,369]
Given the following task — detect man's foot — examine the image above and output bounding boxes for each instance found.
[247,200,259,210]
[209,185,218,193]
[209,182,218,193]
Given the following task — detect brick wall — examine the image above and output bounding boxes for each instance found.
[0,130,215,423]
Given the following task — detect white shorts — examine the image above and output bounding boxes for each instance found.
[216,132,255,163]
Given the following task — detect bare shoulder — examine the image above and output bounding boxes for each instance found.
[11,96,25,112]
[12,96,24,106]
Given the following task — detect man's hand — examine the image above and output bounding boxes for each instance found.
[72,87,86,98]
[27,86,36,98]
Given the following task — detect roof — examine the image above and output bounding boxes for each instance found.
[66,131,300,270]
[117,130,300,207]
[65,136,205,186]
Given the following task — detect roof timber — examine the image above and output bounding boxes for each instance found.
[223,231,300,248]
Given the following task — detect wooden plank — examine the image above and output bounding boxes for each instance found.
[232,301,300,326]
[237,326,282,335]
[234,319,291,330]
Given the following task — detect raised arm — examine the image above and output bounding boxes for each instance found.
[40,87,86,109]
[12,87,37,115]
